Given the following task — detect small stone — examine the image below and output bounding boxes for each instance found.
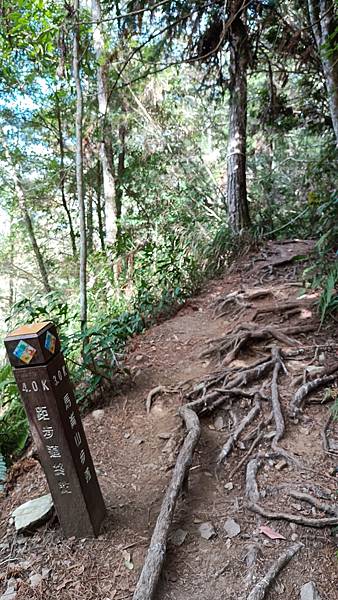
[157,432,171,440]
[6,580,16,592]
[170,528,187,546]
[318,353,325,365]
[124,433,131,439]
[0,588,16,600]
[291,533,298,541]
[92,409,105,421]
[300,581,321,600]
[41,568,51,579]
[214,416,224,431]
[225,538,232,550]
[198,522,216,540]
[11,494,54,533]
[135,355,143,362]
[224,482,234,492]
[275,460,288,471]
[29,573,43,588]
[223,518,241,538]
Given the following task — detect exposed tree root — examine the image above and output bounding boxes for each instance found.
[288,490,338,517]
[218,396,261,465]
[229,432,263,478]
[132,406,201,600]
[246,543,304,600]
[247,502,338,528]
[321,412,333,453]
[251,299,314,322]
[213,288,273,318]
[246,458,263,503]
[270,347,285,449]
[289,371,338,417]
[146,385,178,414]
[136,276,337,599]
[203,324,298,366]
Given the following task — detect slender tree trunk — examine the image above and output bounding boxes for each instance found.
[96,160,105,251]
[2,136,52,294]
[116,121,126,221]
[55,91,77,257]
[87,192,93,253]
[91,0,118,253]
[307,0,338,144]
[9,221,15,309]
[226,3,251,233]
[73,0,87,336]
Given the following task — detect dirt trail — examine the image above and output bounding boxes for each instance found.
[1,240,338,600]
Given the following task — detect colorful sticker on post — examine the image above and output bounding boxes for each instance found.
[45,331,56,354]
[13,340,37,364]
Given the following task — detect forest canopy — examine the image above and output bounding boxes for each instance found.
[0,0,337,460]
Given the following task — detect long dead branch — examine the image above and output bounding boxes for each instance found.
[132,406,201,600]
[246,543,303,600]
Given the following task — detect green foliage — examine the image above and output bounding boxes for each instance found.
[302,194,338,324]
[0,364,29,462]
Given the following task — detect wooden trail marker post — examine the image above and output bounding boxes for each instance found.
[4,321,106,538]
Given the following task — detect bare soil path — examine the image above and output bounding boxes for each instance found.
[1,240,338,600]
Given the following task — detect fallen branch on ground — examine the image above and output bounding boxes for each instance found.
[132,406,201,600]
[246,543,303,600]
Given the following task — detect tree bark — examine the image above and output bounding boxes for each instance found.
[96,160,105,251]
[87,192,94,254]
[55,91,77,257]
[73,0,87,336]
[116,121,126,222]
[307,0,338,145]
[226,2,251,233]
[91,0,118,252]
[2,135,52,294]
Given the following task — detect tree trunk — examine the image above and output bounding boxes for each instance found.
[2,135,52,294]
[73,0,87,336]
[87,192,94,253]
[307,0,338,144]
[55,91,77,257]
[96,160,105,251]
[116,121,126,222]
[91,0,118,252]
[226,3,251,233]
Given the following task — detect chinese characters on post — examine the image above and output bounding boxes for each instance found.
[4,322,106,538]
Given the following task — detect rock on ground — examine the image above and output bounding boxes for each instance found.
[300,581,321,600]
[11,494,53,533]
